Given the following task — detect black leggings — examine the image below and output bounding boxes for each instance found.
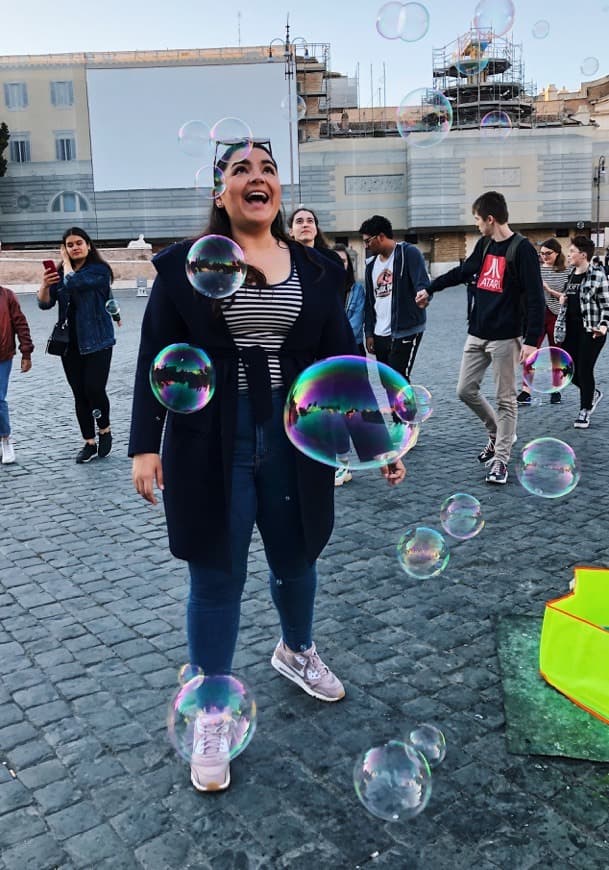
[562,320,606,410]
[373,332,423,380]
[61,347,112,439]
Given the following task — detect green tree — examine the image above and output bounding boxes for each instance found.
[0,122,9,177]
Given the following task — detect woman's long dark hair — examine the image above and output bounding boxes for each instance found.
[333,243,355,288]
[62,226,114,282]
[540,237,567,272]
[288,207,332,251]
[200,142,324,293]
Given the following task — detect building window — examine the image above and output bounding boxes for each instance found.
[50,81,74,107]
[50,191,89,213]
[54,132,77,161]
[3,82,28,110]
[9,135,31,163]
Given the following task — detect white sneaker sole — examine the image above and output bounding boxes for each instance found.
[191,765,230,792]
[334,474,352,487]
[271,653,345,702]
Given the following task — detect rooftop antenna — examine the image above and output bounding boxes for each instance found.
[237,11,242,47]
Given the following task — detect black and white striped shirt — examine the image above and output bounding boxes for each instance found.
[222,262,303,391]
[541,265,570,316]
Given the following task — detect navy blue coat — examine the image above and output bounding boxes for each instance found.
[128,239,356,569]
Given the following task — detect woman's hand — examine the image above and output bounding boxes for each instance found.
[380,459,406,486]
[558,293,567,306]
[132,453,164,505]
[592,325,607,340]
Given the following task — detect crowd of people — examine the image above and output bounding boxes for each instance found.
[2,141,608,796]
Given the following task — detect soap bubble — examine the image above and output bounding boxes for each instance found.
[281,95,307,121]
[480,111,512,139]
[397,527,449,579]
[440,493,484,540]
[149,343,215,414]
[210,117,253,154]
[581,57,600,77]
[376,1,408,39]
[167,673,256,763]
[397,88,453,148]
[284,355,418,470]
[522,346,573,394]
[195,164,226,199]
[399,2,430,42]
[185,235,247,300]
[515,437,580,499]
[92,409,101,421]
[532,19,550,39]
[411,384,433,423]
[408,724,446,768]
[473,0,515,36]
[178,663,204,686]
[178,120,212,159]
[354,740,432,821]
[105,298,120,318]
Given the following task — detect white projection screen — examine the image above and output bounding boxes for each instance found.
[86,63,299,191]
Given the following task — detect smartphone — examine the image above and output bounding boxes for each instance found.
[42,259,56,272]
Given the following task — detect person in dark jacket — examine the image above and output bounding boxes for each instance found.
[37,227,118,463]
[360,215,430,380]
[419,191,544,485]
[0,285,33,464]
[129,141,405,794]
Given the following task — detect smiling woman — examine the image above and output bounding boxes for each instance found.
[129,138,406,795]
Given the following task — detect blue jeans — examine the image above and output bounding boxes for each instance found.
[187,391,317,674]
[0,358,13,437]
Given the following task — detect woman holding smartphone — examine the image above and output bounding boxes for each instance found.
[38,227,117,463]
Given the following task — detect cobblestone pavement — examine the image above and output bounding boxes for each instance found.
[2,288,609,870]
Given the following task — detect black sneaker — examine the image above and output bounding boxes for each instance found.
[75,443,97,463]
[550,392,562,405]
[516,390,532,405]
[485,459,508,484]
[591,389,603,414]
[98,430,112,458]
[573,410,591,429]
[477,437,496,463]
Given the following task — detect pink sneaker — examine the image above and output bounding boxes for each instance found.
[190,710,231,792]
[271,640,345,702]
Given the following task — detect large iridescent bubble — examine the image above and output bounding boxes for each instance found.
[353,740,432,821]
[515,438,580,499]
[149,343,215,414]
[397,526,449,579]
[523,346,573,394]
[167,673,256,763]
[186,235,247,300]
[397,88,453,148]
[473,0,515,36]
[284,356,418,470]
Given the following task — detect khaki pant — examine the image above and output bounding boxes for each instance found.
[456,335,521,464]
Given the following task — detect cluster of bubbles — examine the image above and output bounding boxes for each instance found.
[167,666,256,765]
[353,723,445,821]
[178,116,255,197]
[397,492,483,580]
[283,356,420,471]
[376,1,430,42]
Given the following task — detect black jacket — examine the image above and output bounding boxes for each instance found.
[364,242,429,339]
[129,240,356,569]
[430,234,545,346]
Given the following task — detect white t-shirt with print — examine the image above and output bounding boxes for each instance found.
[371,250,395,337]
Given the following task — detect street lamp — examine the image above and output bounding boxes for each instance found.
[593,155,606,252]
[268,16,307,214]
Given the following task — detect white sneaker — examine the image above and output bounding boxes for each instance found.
[1,436,15,464]
[334,466,352,487]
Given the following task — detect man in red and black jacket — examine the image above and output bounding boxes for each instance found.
[418,191,544,486]
[0,285,34,464]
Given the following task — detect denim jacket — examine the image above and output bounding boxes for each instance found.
[39,263,115,355]
[345,281,365,346]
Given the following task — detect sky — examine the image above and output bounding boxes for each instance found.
[2,0,608,107]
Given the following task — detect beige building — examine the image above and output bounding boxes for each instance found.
[0,47,608,275]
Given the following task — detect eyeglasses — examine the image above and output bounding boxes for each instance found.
[362,235,378,246]
[540,250,555,257]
